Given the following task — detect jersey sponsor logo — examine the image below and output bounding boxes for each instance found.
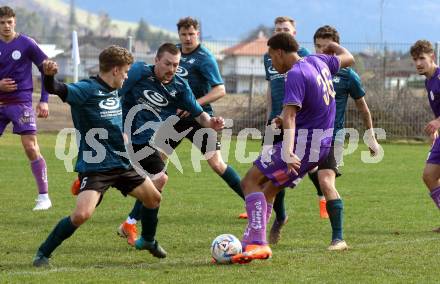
[267,66,278,75]
[333,76,340,83]
[176,66,188,77]
[99,97,120,110]
[188,58,196,64]
[12,50,21,60]
[143,90,169,106]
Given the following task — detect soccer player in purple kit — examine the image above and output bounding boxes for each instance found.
[0,6,51,210]
[410,40,440,233]
[230,32,354,264]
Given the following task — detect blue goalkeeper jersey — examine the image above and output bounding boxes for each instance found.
[66,77,130,173]
[332,67,366,142]
[120,61,204,145]
[175,44,224,115]
[264,46,311,121]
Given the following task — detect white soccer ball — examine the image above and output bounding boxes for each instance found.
[211,234,242,264]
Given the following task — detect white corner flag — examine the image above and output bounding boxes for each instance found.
[72,30,80,82]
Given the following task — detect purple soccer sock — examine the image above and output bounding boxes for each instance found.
[242,192,267,247]
[266,202,273,224]
[430,186,440,209]
[31,156,48,194]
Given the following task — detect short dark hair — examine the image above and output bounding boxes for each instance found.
[99,45,133,73]
[410,40,434,58]
[313,25,340,44]
[267,33,299,53]
[177,17,199,31]
[156,43,180,59]
[274,16,295,27]
[0,6,15,18]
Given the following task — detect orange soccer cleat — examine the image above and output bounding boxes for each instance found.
[231,244,272,264]
[319,199,329,219]
[117,222,138,246]
[71,178,81,196]
[238,212,248,219]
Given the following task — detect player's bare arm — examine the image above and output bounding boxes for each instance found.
[323,42,355,68]
[281,104,301,175]
[196,84,226,106]
[354,97,379,155]
[0,78,17,92]
[195,111,225,131]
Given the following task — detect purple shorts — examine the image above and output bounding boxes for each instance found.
[427,138,440,165]
[0,103,37,136]
[255,142,330,188]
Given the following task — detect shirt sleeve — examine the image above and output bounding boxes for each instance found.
[264,54,271,81]
[283,69,305,109]
[27,37,50,102]
[200,55,224,87]
[348,69,366,99]
[66,81,93,106]
[179,79,204,117]
[316,54,340,76]
[119,62,144,97]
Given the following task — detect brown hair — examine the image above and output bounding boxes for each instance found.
[410,40,434,58]
[99,45,133,73]
[267,32,299,53]
[313,25,340,44]
[0,6,15,18]
[274,16,295,27]
[177,17,199,31]
[156,43,180,59]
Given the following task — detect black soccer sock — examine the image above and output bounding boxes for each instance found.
[38,216,77,257]
[220,165,244,200]
[273,189,287,221]
[140,206,159,242]
[128,199,143,221]
[308,171,324,197]
[327,199,344,240]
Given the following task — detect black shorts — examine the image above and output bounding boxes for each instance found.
[168,117,221,154]
[131,143,166,176]
[317,145,342,177]
[78,167,145,197]
[261,120,283,146]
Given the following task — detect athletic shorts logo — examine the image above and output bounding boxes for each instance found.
[143,90,169,107]
[12,50,21,60]
[176,66,188,77]
[99,97,120,110]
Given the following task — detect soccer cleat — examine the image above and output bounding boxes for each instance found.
[432,227,440,233]
[269,216,288,244]
[238,212,248,219]
[33,197,52,211]
[319,199,329,219]
[33,251,50,267]
[71,178,81,196]
[117,222,138,246]
[135,237,167,258]
[231,244,272,264]
[327,239,348,251]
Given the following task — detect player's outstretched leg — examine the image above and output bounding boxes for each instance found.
[308,170,328,219]
[135,205,167,258]
[31,156,51,211]
[326,199,348,251]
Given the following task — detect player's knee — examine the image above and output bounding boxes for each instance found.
[422,171,436,188]
[71,210,92,226]
[157,174,168,192]
[208,156,226,175]
[142,194,161,209]
[23,143,40,159]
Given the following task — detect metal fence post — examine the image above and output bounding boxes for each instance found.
[127,36,133,53]
[436,41,440,66]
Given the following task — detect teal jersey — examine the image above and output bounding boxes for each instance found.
[175,44,223,115]
[66,77,130,173]
[120,62,204,145]
[264,46,311,120]
[333,67,366,141]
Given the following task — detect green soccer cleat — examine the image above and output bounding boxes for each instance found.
[135,237,167,258]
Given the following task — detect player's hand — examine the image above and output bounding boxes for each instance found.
[0,78,17,92]
[210,116,225,131]
[368,138,380,156]
[430,131,438,145]
[322,42,339,55]
[176,108,190,118]
[425,119,440,136]
[42,60,58,76]
[36,102,49,118]
[271,116,283,129]
[285,152,301,175]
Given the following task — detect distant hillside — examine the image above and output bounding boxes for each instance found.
[0,0,176,38]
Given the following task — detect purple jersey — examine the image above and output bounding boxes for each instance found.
[283,54,340,149]
[0,34,48,104]
[425,67,440,118]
